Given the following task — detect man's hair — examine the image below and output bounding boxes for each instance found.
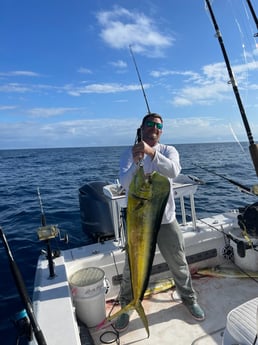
[141,113,163,127]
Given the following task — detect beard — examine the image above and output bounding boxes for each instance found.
[143,132,160,146]
[148,133,158,141]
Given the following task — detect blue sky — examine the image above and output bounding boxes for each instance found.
[1,0,258,149]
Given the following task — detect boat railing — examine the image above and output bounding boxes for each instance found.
[103,182,127,247]
[103,174,201,246]
[173,174,201,230]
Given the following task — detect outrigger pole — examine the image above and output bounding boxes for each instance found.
[246,0,258,36]
[0,227,47,345]
[205,0,258,176]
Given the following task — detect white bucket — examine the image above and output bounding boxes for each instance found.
[70,267,106,327]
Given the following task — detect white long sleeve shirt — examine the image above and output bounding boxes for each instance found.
[119,143,181,224]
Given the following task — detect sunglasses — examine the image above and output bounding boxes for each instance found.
[146,120,163,130]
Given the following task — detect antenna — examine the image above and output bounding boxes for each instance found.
[129,45,151,114]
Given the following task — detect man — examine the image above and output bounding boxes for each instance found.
[115,113,205,331]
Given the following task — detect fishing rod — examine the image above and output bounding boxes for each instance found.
[37,188,55,278]
[37,187,61,278]
[193,163,258,196]
[129,45,151,115]
[246,0,258,36]
[0,227,47,345]
[205,0,258,176]
[37,187,47,227]
[129,45,151,144]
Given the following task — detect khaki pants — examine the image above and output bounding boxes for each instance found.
[119,219,197,307]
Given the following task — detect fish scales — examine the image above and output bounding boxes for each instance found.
[108,165,170,337]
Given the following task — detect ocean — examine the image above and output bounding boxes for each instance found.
[0,142,258,344]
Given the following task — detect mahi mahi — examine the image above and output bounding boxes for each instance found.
[109,165,170,337]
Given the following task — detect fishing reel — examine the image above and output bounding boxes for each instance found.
[37,224,59,241]
[36,188,69,246]
[37,224,68,243]
[38,225,68,264]
[37,188,69,278]
[13,309,32,342]
[222,244,234,260]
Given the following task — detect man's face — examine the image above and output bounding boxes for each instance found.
[141,116,163,146]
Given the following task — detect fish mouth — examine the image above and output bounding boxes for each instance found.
[132,173,154,200]
[131,192,150,201]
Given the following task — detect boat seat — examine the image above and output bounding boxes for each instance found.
[222,297,258,345]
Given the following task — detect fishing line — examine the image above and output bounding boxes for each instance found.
[228,0,257,151]
[183,209,258,276]
[107,250,122,318]
[96,250,121,345]
[243,0,258,64]
[230,0,257,50]
[224,1,250,144]
[245,0,258,35]
[193,163,258,195]
[242,0,258,45]
[229,123,245,153]
[234,17,249,97]
[238,0,258,89]
[188,217,258,284]
[232,0,257,82]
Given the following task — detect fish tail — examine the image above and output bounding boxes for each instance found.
[107,302,134,321]
[107,299,149,337]
[135,299,150,338]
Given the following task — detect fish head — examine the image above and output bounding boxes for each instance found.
[130,166,153,201]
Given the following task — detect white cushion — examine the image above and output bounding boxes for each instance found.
[224,297,258,344]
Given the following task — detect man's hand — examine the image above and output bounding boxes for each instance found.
[132,141,155,163]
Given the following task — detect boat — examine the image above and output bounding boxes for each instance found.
[2,1,258,344]
[26,174,258,345]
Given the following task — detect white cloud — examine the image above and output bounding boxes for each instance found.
[65,82,145,96]
[150,60,258,107]
[28,107,81,118]
[0,82,59,94]
[110,60,127,68]
[0,70,40,77]
[172,82,231,106]
[0,80,148,97]
[96,6,174,56]
[0,116,252,149]
[150,70,199,80]
[77,67,93,74]
[0,105,18,110]
[0,83,31,93]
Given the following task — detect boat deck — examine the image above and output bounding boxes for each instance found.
[31,211,258,345]
[86,263,258,345]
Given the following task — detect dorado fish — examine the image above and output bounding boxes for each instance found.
[109,165,170,337]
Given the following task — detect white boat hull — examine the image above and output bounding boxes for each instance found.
[30,178,258,345]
